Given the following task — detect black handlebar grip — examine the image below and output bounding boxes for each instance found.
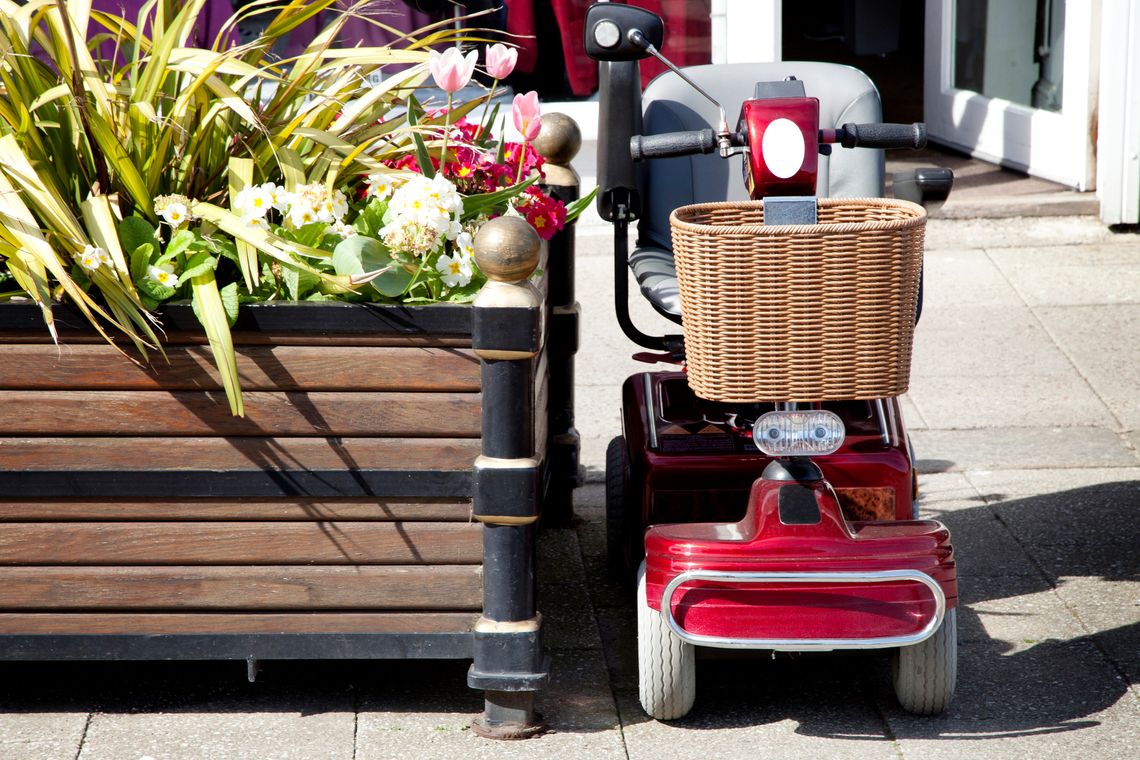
[630,129,718,162]
[839,122,927,150]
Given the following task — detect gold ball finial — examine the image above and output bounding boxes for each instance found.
[533,113,582,166]
[474,216,541,282]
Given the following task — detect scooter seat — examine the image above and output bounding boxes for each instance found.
[629,245,683,322]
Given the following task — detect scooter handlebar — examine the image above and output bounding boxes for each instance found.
[836,122,927,150]
[630,129,718,162]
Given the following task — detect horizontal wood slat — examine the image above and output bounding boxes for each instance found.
[0,498,473,522]
[0,523,483,565]
[0,612,479,635]
[0,437,481,498]
[0,333,473,348]
[0,436,479,472]
[0,390,481,437]
[0,301,475,338]
[0,566,483,610]
[0,345,480,391]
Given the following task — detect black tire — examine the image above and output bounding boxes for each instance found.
[605,435,637,581]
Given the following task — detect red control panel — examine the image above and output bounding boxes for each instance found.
[739,97,820,199]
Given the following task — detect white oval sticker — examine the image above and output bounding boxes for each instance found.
[761,118,806,179]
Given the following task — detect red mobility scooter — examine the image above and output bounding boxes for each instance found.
[584,3,959,720]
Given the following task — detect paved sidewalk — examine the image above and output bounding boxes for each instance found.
[1,209,1137,758]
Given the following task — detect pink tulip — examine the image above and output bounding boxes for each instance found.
[512,91,542,142]
[429,47,478,94]
[485,43,518,80]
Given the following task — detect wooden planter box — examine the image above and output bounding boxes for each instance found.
[0,198,581,737]
[0,301,486,642]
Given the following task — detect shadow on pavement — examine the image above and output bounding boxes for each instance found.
[589,481,1139,740]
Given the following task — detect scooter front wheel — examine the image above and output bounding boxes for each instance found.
[892,606,958,714]
[637,561,696,720]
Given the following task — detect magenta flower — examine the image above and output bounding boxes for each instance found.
[512,91,542,142]
[485,43,518,80]
[429,47,478,94]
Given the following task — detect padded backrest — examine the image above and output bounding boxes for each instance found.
[638,62,885,250]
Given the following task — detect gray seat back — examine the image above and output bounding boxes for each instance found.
[637,62,885,251]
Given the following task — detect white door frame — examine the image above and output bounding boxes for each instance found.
[924,0,1100,190]
[1097,0,1140,223]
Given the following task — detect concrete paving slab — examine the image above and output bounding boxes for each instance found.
[986,242,1140,269]
[925,217,1114,251]
[923,504,1038,579]
[910,427,1137,472]
[987,242,1140,307]
[1036,305,1140,428]
[906,372,1116,429]
[910,320,1075,377]
[967,588,1088,651]
[0,713,88,760]
[920,248,1025,307]
[1127,431,1140,464]
[963,467,1140,499]
[898,394,928,430]
[913,302,1041,335]
[882,639,1137,757]
[355,654,624,760]
[1050,575,1140,683]
[80,703,355,760]
[617,657,899,760]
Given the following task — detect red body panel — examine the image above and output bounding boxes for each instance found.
[643,473,957,642]
[622,373,915,530]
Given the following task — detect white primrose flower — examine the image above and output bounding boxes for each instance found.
[382,175,465,256]
[266,183,292,213]
[329,220,357,238]
[243,213,269,231]
[284,183,349,227]
[146,263,179,288]
[159,201,189,228]
[365,173,399,201]
[436,251,473,288]
[234,184,273,219]
[455,231,475,261]
[76,244,112,273]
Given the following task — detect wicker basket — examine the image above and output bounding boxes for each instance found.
[669,198,926,402]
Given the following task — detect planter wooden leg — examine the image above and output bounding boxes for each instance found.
[537,114,584,527]
[468,217,548,738]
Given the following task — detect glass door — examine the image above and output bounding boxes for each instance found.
[923,0,1098,189]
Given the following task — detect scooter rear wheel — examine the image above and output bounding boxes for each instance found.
[606,436,638,582]
[892,606,957,714]
[637,561,696,720]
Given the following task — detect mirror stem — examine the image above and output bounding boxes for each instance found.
[628,30,733,156]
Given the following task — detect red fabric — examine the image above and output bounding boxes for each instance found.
[505,0,539,75]
[624,0,712,88]
[506,0,711,95]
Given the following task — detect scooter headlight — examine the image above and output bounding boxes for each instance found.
[753,410,845,457]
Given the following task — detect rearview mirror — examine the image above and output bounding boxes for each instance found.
[584,3,665,62]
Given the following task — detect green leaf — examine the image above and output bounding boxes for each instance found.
[119,217,157,265]
[463,175,539,218]
[177,252,218,285]
[353,199,388,238]
[136,275,177,302]
[331,235,411,298]
[158,229,197,265]
[406,95,436,179]
[189,270,243,417]
[565,186,599,223]
[282,260,320,301]
[129,243,154,283]
[219,281,240,327]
